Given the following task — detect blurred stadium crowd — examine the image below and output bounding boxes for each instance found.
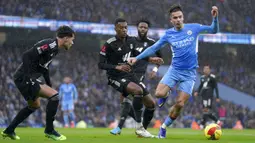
[198,44,255,96]
[0,0,254,33]
[0,46,254,128]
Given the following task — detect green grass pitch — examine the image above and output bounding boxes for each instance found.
[1,128,255,143]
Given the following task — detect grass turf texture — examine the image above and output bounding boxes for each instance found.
[1,128,255,143]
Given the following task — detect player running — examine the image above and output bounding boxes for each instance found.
[128,5,219,138]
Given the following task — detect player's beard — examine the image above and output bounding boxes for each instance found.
[138,31,147,40]
[64,45,70,50]
[175,23,183,30]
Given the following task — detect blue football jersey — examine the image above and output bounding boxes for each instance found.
[136,18,219,70]
[59,83,78,103]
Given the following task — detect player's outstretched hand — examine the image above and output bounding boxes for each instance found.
[211,6,218,18]
[127,57,137,65]
[194,92,198,97]
[116,64,131,72]
[149,57,164,65]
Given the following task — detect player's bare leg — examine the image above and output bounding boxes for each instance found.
[168,91,189,119]
[155,83,171,108]
[158,91,189,138]
[38,84,66,141]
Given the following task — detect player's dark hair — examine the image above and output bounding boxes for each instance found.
[168,4,183,15]
[136,18,151,27]
[56,25,75,38]
[114,18,127,26]
[204,64,211,68]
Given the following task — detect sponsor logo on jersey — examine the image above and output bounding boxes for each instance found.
[171,37,195,48]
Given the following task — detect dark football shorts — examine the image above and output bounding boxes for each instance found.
[134,73,145,82]
[14,76,42,101]
[202,97,213,109]
[108,74,149,97]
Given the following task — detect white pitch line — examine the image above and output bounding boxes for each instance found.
[161,131,255,137]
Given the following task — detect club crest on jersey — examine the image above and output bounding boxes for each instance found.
[118,47,122,51]
[187,30,192,35]
[144,42,147,47]
[130,44,133,49]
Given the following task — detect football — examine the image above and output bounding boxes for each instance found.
[204,123,222,140]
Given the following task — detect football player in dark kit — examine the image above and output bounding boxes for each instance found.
[194,65,221,129]
[1,26,75,141]
[110,19,162,135]
[98,18,163,138]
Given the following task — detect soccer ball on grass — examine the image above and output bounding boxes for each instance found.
[204,123,222,140]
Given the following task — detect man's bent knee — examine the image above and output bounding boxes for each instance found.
[127,83,143,95]
[28,100,40,109]
[155,90,168,98]
[133,87,143,95]
[28,103,40,109]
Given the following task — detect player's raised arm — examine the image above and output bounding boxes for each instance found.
[198,6,219,34]
[137,35,167,60]
[151,49,164,66]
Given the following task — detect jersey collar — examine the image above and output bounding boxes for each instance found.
[115,35,130,42]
